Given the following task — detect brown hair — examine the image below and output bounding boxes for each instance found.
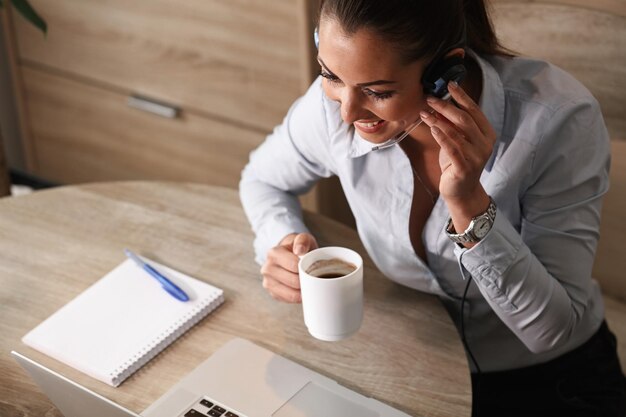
[318,0,512,64]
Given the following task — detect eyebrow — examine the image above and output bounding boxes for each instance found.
[317,57,397,87]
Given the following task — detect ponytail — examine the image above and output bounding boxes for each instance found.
[464,0,513,56]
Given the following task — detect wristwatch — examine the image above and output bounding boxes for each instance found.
[445,198,497,245]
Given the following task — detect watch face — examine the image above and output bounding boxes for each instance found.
[473,217,492,239]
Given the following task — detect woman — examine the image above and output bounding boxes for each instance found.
[239,0,626,415]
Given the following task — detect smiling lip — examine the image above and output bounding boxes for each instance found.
[354,120,386,134]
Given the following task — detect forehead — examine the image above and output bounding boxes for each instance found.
[317,18,425,82]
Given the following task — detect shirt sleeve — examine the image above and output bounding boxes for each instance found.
[239,78,335,264]
[455,97,610,353]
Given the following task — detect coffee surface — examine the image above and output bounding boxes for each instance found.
[306,258,356,279]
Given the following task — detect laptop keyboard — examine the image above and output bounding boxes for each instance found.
[183,397,245,417]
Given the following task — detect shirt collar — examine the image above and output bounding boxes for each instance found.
[348,129,377,158]
[347,50,506,159]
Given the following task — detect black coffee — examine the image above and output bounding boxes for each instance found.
[306,258,356,279]
[316,272,346,279]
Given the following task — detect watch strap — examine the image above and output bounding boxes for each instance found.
[445,197,497,244]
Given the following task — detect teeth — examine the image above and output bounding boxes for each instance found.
[358,120,382,128]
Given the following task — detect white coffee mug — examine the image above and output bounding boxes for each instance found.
[298,247,363,341]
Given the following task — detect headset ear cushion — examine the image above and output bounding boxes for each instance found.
[422,55,467,98]
[313,27,320,50]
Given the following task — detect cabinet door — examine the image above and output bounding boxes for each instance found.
[15,0,313,132]
[23,66,265,186]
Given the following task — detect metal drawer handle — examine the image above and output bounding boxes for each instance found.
[127,95,180,119]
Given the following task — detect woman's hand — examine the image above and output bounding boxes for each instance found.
[260,232,319,303]
[419,81,496,204]
[419,80,496,243]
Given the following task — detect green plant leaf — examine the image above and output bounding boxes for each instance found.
[10,0,47,35]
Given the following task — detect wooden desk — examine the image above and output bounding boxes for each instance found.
[0,182,471,417]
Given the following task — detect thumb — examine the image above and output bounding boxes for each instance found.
[293,233,318,256]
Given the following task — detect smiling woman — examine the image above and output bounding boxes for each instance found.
[316,23,423,141]
[239,0,626,415]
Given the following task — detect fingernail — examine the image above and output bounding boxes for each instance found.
[294,244,305,255]
[426,96,437,104]
[449,80,459,89]
[431,126,441,135]
[419,110,431,120]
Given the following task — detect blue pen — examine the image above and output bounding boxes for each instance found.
[124,249,190,302]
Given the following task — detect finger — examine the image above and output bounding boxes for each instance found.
[430,125,472,169]
[425,96,484,144]
[420,111,481,167]
[267,245,300,273]
[432,115,484,165]
[262,276,302,303]
[447,81,496,140]
[293,233,317,256]
[420,110,468,145]
[431,123,484,167]
[423,103,495,169]
[260,262,301,289]
[278,233,297,247]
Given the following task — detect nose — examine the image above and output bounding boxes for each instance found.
[337,88,368,124]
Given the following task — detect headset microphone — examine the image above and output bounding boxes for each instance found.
[370,91,452,151]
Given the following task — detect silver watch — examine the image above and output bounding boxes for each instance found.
[445,198,497,245]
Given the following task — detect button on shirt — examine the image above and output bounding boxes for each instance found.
[239,52,609,372]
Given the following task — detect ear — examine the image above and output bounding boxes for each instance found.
[445,47,466,60]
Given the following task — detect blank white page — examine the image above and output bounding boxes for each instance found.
[22,257,224,386]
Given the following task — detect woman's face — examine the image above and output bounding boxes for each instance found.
[318,18,430,144]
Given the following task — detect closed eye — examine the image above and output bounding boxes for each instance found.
[320,70,395,101]
[363,88,394,101]
[320,69,342,85]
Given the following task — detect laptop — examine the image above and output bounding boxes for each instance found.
[12,337,410,417]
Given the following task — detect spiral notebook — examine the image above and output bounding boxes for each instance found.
[22,256,224,387]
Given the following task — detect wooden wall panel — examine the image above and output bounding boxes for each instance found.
[490,0,626,138]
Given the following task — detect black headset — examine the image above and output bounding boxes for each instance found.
[421,55,466,99]
[420,24,467,99]
[314,24,467,99]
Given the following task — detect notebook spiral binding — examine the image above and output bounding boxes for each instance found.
[110,295,224,386]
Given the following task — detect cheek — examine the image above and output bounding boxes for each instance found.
[372,101,405,120]
[320,82,426,122]
[372,95,424,121]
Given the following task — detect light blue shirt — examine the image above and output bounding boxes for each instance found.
[239,52,610,372]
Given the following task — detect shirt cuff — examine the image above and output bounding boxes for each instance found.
[453,209,523,311]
